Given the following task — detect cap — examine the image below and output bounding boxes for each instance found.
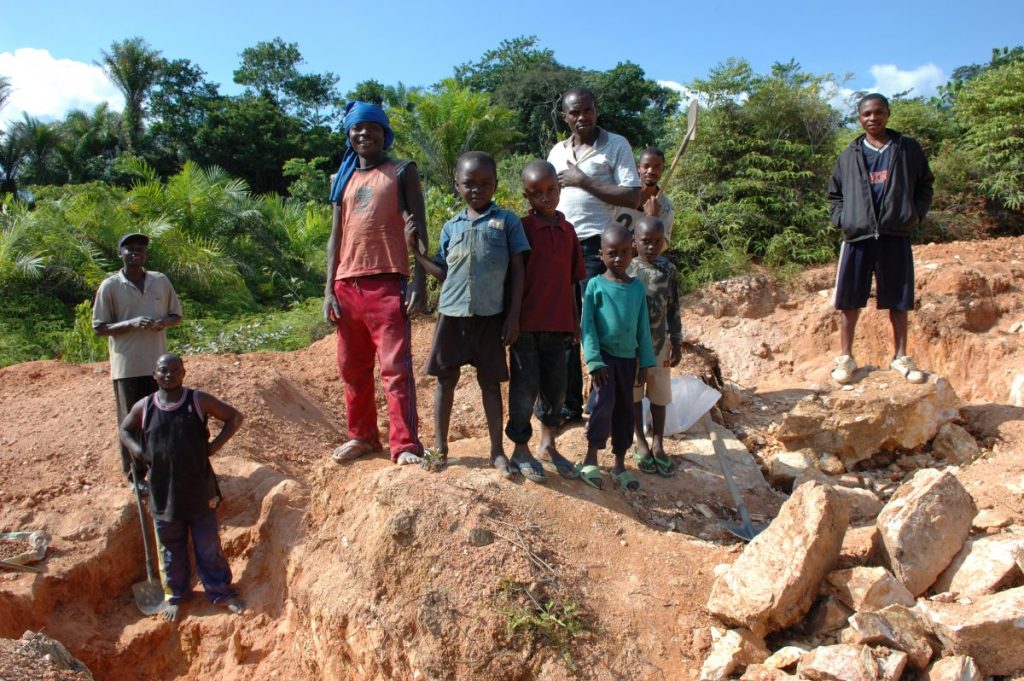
[118,233,150,249]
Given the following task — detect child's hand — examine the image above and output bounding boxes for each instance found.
[405,223,422,253]
[670,343,683,367]
[635,367,648,388]
[591,367,608,388]
[501,316,520,347]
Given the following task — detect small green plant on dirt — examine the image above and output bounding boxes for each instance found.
[420,447,448,472]
[496,577,589,671]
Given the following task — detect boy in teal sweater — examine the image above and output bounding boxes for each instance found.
[579,225,656,490]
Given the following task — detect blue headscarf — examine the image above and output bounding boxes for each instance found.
[328,101,395,203]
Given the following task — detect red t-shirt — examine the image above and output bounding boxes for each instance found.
[519,211,586,333]
[335,161,410,280]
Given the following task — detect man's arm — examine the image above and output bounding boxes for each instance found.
[197,393,244,456]
[323,203,343,322]
[827,159,844,228]
[558,162,641,209]
[119,399,147,464]
[913,146,935,220]
[401,163,429,314]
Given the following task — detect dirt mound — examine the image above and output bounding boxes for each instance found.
[1,235,1022,679]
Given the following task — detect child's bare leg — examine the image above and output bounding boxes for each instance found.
[480,378,511,475]
[650,404,667,459]
[583,444,599,468]
[611,449,627,475]
[537,422,571,467]
[632,401,651,458]
[434,372,459,457]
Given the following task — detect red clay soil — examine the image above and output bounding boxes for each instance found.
[0,235,1022,679]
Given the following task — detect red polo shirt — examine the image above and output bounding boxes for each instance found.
[519,211,586,333]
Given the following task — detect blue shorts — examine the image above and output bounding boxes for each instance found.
[833,235,914,311]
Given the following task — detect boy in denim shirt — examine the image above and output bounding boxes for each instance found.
[410,152,531,478]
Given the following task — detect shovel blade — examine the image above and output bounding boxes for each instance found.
[132,579,166,615]
[722,521,763,543]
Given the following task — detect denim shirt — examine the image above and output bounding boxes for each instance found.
[434,204,531,317]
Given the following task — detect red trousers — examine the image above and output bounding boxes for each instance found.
[333,275,422,459]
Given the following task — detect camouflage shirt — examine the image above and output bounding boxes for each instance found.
[626,256,683,355]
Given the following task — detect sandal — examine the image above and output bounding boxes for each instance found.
[511,451,548,484]
[332,439,376,464]
[574,463,605,490]
[610,469,641,491]
[653,454,676,478]
[632,447,659,475]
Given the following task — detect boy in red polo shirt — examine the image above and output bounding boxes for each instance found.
[505,160,587,479]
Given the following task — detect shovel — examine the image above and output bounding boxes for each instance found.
[130,463,166,615]
[702,413,762,542]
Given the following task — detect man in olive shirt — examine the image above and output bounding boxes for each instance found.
[93,233,182,487]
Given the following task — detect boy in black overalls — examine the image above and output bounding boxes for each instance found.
[120,353,245,622]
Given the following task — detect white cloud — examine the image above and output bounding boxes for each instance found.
[0,48,123,131]
[867,63,946,99]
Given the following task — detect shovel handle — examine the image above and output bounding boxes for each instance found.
[130,463,157,583]
[703,414,757,537]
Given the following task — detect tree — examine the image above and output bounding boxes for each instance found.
[585,61,680,150]
[147,59,221,174]
[0,76,11,113]
[55,104,123,183]
[233,38,341,127]
[388,79,520,190]
[955,59,1024,210]
[0,126,28,194]
[97,37,163,152]
[15,115,63,185]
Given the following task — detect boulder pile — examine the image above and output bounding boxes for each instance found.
[699,467,1024,680]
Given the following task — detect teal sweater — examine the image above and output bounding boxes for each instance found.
[581,275,656,373]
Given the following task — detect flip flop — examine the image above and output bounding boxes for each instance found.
[610,469,641,491]
[632,447,659,475]
[331,439,376,464]
[543,458,580,480]
[511,452,548,484]
[492,454,516,479]
[653,454,676,478]
[574,463,604,490]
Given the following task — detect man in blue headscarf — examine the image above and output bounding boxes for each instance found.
[323,100,429,467]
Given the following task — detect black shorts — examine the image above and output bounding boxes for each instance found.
[833,235,914,311]
[426,313,509,383]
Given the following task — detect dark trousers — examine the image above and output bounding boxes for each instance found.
[565,235,607,416]
[113,376,157,479]
[506,332,570,444]
[586,352,637,454]
[155,508,236,604]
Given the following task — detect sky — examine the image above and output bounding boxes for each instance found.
[2,0,1022,129]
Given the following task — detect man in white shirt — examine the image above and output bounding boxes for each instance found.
[547,86,641,422]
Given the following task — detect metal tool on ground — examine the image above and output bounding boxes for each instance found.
[130,464,166,615]
[0,529,50,572]
[702,413,763,542]
[660,99,699,189]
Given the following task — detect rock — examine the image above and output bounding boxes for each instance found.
[875,469,976,595]
[699,627,770,681]
[466,527,494,547]
[762,645,806,670]
[918,656,982,681]
[804,596,854,635]
[817,453,846,475]
[797,644,908,681]
[971,508,1012,532]
[842,605,934,669]
[838,525,880,569]
[918,585,1024,675]
[740,665,797,680]
[825,567,916,612]
[769,450,814,491]
[0,631,94,680]
[721,382,747,411]
[707,481,850,636]
[932,534,1024,596]
[776,375,960,468]
[930,423,979,465]
[795,468,883,522]
[1011,372,1024,408]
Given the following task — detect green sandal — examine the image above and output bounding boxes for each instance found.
[574,463,605,490]
[653,454,676,478]
[632,448,659,475]
[610,469,641,491]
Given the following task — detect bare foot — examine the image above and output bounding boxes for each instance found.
[491,454,515,479]
[163,603,180,622]
[221,597,245,614]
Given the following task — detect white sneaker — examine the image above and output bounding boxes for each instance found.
[891,355,926,384]
[831,355,857,384]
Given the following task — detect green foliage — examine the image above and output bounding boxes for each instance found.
[60,299,108,364]
[585,61,680,150]
[0,290,69,367]
[390,79,521,190]
[496,578,589,669]
[98,37,163,152]
[283,156,330,202]
[172,297,330,355]
[954,60,1024,210]
[888,97,959,154]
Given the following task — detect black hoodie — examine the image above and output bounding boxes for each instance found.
[827,130,934,242]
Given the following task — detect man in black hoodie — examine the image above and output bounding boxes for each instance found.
[828,93,934,385]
